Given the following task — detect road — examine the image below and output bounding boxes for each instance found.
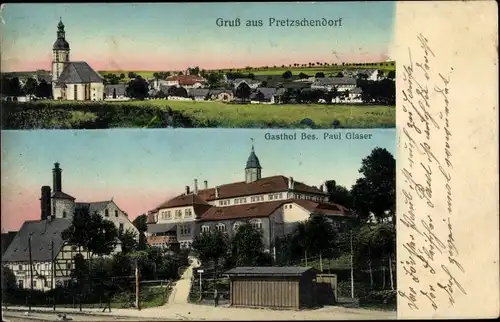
[2,311,155,321]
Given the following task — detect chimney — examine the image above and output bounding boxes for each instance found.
[40,186,52,220]
[52,162,62,192]
[204,180,208,190]
[215,186,219,199]
[194,179,198,195]
[185,185,190,194]
[288,177,294,190]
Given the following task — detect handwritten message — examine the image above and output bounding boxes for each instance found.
[398,33,466,311]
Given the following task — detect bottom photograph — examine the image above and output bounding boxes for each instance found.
[1,128,396,321]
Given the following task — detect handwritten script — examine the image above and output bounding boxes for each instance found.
[398,32,466,311]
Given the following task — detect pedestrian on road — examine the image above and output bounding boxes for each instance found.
[214,288,219,307]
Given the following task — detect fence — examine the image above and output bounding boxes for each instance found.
[188,266,230,304]
[2,277,171,311]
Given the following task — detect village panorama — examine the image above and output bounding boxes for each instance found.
[1,19,396,130]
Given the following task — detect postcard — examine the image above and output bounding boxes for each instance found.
[1,1,499,321]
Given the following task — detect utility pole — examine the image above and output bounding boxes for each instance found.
[51,239,56,311]
[199,271,203,301]
[135,259,140,311]
[319,251,323,272]
[28,235,33,312]
[304,250,308,267]
[350,229,354,299]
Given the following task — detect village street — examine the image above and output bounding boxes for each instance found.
[2,259,395,321]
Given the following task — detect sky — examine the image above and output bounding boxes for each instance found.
[1,128,395,232]
[1,2,396,72]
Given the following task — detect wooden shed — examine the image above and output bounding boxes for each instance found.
[225,266,318,310]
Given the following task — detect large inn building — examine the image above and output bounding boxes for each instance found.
[2,163,138,291]
[146,145,353,254]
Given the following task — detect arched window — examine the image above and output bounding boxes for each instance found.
[216,223,226,232]
[233,221,243,232]
[250,219,263,230]
[201,225,210,233]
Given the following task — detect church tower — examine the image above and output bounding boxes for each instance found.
[245,143,262,183]
[52,18,70,86]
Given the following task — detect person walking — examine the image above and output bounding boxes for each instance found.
[214,287,219,307]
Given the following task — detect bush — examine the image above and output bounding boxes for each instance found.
[359,290,396,307]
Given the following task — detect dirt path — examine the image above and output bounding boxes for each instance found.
[166,257,200,305]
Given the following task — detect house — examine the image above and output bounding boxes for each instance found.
[250,87,286,104]
[44,162,139,238]
[187,88,210,101]
[104,84,128,100]
[229,78,261,90]
[208,89,233,102]
[311,77,357,92]
[51,19,104,101]
[331,87,363,103]
[165,75,206,88]
[1,231,17,255]
[146,145,353,252]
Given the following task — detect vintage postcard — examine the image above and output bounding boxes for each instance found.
[1,2,395,129]
[1,1,499,322]
[2,128,397,320]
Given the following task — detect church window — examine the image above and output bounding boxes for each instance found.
[73,85,78,100]
[105,209,109,217]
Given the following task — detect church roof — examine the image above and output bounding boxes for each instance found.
[246,146,262,169]
[53,38,70,51]
[2,219,71,263]
[52,191,76,200]
[57,62,103,84]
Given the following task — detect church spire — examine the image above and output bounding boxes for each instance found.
[245,138,262,183]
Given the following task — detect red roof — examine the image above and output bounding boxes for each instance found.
[156,193,210,209]
[166,75,205,86]
[292,200,351,216]
[199,200,285,222]
[196,175,325,201]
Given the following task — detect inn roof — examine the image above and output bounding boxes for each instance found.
[57,62,104,84]
[225,266,316,277]
[155,193,212,213]
[2,219,71,263]
[199,200,286,222]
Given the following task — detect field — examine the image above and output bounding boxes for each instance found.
[6,99,395,129]
[97,61,396,80]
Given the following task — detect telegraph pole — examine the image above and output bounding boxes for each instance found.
[350,229,354,299]
[135,259,141,311]
[51,239,56,311]
[28,235,33,312]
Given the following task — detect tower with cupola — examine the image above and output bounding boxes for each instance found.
[52,18,70,93]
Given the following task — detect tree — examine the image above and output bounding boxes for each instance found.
[24,77,38,100]
[132,214,147,233]
[231,224,268,266]
[191,229,229,266]
[282,70,293,79]
[35,79,52,98]
[1,265,17,291]
[62,211,119,260]
[235,82,252,102]
[120,73,125,79]
[315,72,325,78]
[325,180,353,209]
[127,72,137,79]
[248,73,255,80]
[125,76,149,99]
[350,148,396,223]
[298,72,309,79]
[387,70,395,79]
[206,72,223,88]
[119,229,139,254]
[335,72,344,77]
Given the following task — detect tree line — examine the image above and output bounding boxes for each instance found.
[0,76,52,99]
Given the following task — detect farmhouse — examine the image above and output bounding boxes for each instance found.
[250,87,286,104]
[311,77,357,92]
[146,144,352,252]
[165,75,206,88]
[51,19,104,101]
[2,163,139,290]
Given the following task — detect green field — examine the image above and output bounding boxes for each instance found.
[98,61,395,80]
[38,99,395,128]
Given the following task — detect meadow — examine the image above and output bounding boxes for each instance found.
[98,61,396,81]
[2,100,395,129]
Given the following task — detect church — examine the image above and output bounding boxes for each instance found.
[51,19,105,101]
[146,144,353,254]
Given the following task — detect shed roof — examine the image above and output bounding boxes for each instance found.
[225,266,316,277]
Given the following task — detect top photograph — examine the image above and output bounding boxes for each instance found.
[1,2,395,130]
